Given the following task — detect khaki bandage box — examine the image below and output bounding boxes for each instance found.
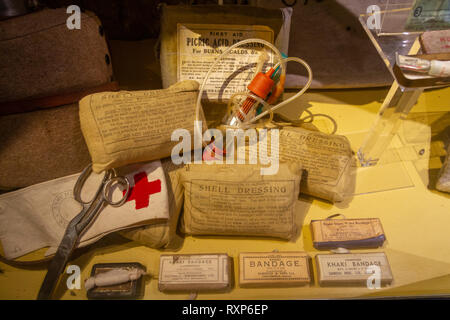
[79,80,206,172]
[239,252,311,287]
[158,253,231,292]
[178,162,303,240]
[315,252,393,287]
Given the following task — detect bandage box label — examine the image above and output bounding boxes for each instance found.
[158,254,231,292]
[315,252,393,286]
[177,23,274,101]
[311,218,386,249]
[239,252,310,287]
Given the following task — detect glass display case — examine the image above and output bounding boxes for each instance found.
[358,0,449,166]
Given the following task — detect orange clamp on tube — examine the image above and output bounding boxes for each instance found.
[237,68,275,121]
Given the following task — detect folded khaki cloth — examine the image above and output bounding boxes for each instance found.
[0,103,91,190]
[277,126,356,202]
[79,80,206,172]
[237,126,356,202]
[0,9,114,113]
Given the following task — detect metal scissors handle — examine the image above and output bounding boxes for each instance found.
[37,164,130,300]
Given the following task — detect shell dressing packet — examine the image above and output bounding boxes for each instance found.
[178,162,303,240]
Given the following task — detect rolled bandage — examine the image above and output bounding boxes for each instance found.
[397,54,450,77]
[85,268,146,291]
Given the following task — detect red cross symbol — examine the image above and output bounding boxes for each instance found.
[122,172,161,210]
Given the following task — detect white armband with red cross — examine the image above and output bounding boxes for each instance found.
[0,161,169,260]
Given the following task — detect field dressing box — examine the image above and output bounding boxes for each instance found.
[239,252,311,287]
[158,254,232,292]
[315,252,394,287]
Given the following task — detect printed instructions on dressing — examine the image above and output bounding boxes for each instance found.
[177,23,274,101]
[187,179,295,237]
[249,128,352,186]
[279,129,351,186]
[86,86,198,155]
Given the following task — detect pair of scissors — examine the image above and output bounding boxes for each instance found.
[37,164,130,300]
